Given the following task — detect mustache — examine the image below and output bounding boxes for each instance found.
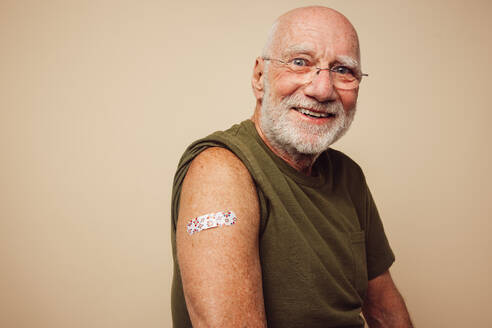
[279,93,344,114]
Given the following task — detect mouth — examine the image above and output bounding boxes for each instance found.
[293,107,336,119]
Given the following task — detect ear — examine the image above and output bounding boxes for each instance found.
[251,57,265,101]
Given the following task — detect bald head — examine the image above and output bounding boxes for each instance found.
[262,6,360,61]
[251,6,362,158]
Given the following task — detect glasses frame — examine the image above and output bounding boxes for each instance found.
[262,57,368,89]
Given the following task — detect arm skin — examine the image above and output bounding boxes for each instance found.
[362,270,413,328]
[176,147,267,328]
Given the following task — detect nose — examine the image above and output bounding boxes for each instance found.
[303,69,337,103]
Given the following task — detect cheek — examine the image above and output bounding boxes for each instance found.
[338,89,358,111]
[269,73,301,99]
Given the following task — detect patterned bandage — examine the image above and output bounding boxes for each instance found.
[186,211,238,235]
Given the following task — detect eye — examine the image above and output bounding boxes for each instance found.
[290,58,308,66]
[331,65,354,75]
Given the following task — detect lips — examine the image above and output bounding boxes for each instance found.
[293,107,336,118]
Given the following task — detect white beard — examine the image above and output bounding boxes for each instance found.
[259,79,356,155]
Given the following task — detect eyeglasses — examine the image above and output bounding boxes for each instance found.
[262,57,368,90]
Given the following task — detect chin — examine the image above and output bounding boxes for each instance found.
[261,105,356,156]
[289,119,351,154]
[259,79,356,156]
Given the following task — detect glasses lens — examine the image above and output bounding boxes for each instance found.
[280,62,362,90]
[287,63,311,74]
[333,73,359,90]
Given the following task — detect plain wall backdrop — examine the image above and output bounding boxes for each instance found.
[1,0,491,327]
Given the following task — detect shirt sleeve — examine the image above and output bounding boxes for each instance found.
[362,180,395,280]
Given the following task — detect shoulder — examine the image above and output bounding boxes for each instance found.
[177,120,253,180]
[180,146,259,223]
[185,147,251,184]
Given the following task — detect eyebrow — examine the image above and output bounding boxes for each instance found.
[280,46,363,76]
[336,55,362,75]
[282,44,316,57]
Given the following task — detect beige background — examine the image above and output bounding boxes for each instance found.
[1,0,491,327]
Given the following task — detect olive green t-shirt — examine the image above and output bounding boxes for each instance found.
[171,120,395,328]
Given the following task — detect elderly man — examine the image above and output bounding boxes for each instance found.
[171,6,413,328]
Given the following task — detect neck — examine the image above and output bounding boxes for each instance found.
[251,110,321,176]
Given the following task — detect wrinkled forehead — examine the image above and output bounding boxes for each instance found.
[271,14,360,60]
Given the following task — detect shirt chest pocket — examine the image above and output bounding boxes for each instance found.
[349,231,368,298]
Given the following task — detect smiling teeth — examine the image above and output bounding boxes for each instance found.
[297,107,330,118]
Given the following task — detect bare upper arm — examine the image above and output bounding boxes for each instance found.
[363,270,413,327]
[366,270,394,292]
[364,270,399,306]
[176,147,266,327]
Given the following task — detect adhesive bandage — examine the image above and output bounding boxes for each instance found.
[186,211,238,235]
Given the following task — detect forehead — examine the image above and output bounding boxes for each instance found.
[272,15,359,60]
